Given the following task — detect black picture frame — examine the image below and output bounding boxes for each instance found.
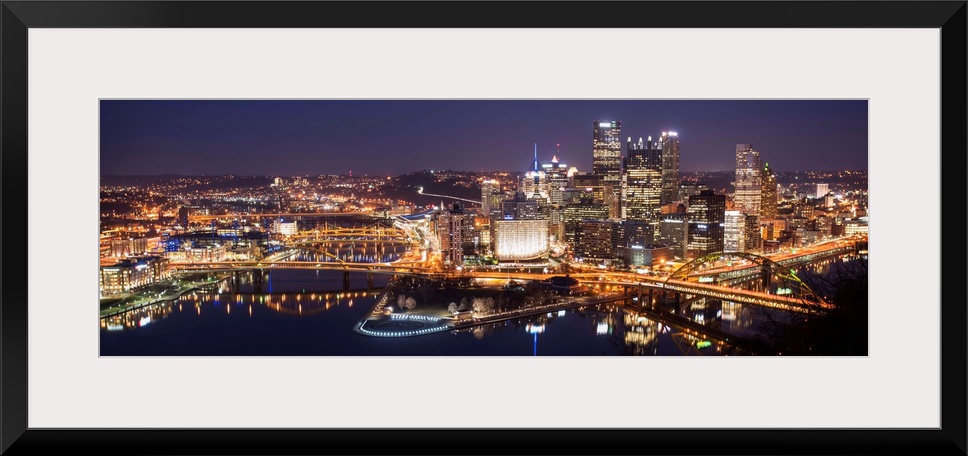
[2,1,965,455]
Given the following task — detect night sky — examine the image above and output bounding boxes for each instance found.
[100,100,867,176]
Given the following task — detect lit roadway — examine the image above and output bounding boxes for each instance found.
[690,236,864,279]
[187,212,381,222]
[416,186,482,206]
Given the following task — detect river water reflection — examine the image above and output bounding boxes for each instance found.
[100,269,793,356]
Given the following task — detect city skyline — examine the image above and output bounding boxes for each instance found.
[100,99,869,358]
[100,100,868,176]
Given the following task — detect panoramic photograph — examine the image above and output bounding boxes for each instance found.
[99,100,868,356]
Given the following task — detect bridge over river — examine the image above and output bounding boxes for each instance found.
[169,236,861,314]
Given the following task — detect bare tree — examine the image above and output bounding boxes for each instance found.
[472,297,496,316]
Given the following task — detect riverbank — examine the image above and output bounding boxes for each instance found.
[99,272,233,318]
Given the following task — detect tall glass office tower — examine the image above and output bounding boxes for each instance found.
[660,131,680,203]
[734,144,763,216]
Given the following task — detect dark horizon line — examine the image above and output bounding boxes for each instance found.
[100,168,868,178]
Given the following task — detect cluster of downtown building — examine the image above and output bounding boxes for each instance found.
[97,119,869,297]
[437,120,869,271]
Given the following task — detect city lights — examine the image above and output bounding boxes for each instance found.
[100,100,868,357]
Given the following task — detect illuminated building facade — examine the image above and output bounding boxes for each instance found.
[734,144,762,215]
[522,144,548,201]
[735,144,763,252]
[572,220,619,262]
[844,217,869,236]
[544,154,570,206]
[185,244,227,262]
[617,220,655,247]
[481,179,500,216]
[687,190,725,258]
[476,216,491,249]
[624,136,662,222]
[592,120,622,186]
[592,120,623,219]
[437,203,467,265]
[502,192,540,220]
[275,220,297,236]
[658,213,688,259]
[760,163,778,219]
[562,201,610,246]
[723,210,745,253]
[660,131,680,203]
[492,219,549,261]
[816,183,829,199]
[99,256,171,297]
[744,214,762,251]
[572,173,604,205]
[109,236,149,258]
[623,244,674,268]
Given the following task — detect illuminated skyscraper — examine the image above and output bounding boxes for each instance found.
[687,190,725,258]
[572,220,619,262]
[658,213,688,259]
[624,136,662,222]
[760,163,778,219]
[562,200,610,246]
[522,143,547,200]
[592,120,622,184]
[481,179,500,215]
[543,151,570,207]
[734,144,763,251]
[724,210,745,253]
[660,131,680,203]
[572,173,604,205]
[593,120,623,219]
[734,144,763,216]
[437,203,466,265]
[744,215,762,251]
[816,183,829,199]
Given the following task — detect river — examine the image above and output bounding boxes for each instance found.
[100,267,813,356]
